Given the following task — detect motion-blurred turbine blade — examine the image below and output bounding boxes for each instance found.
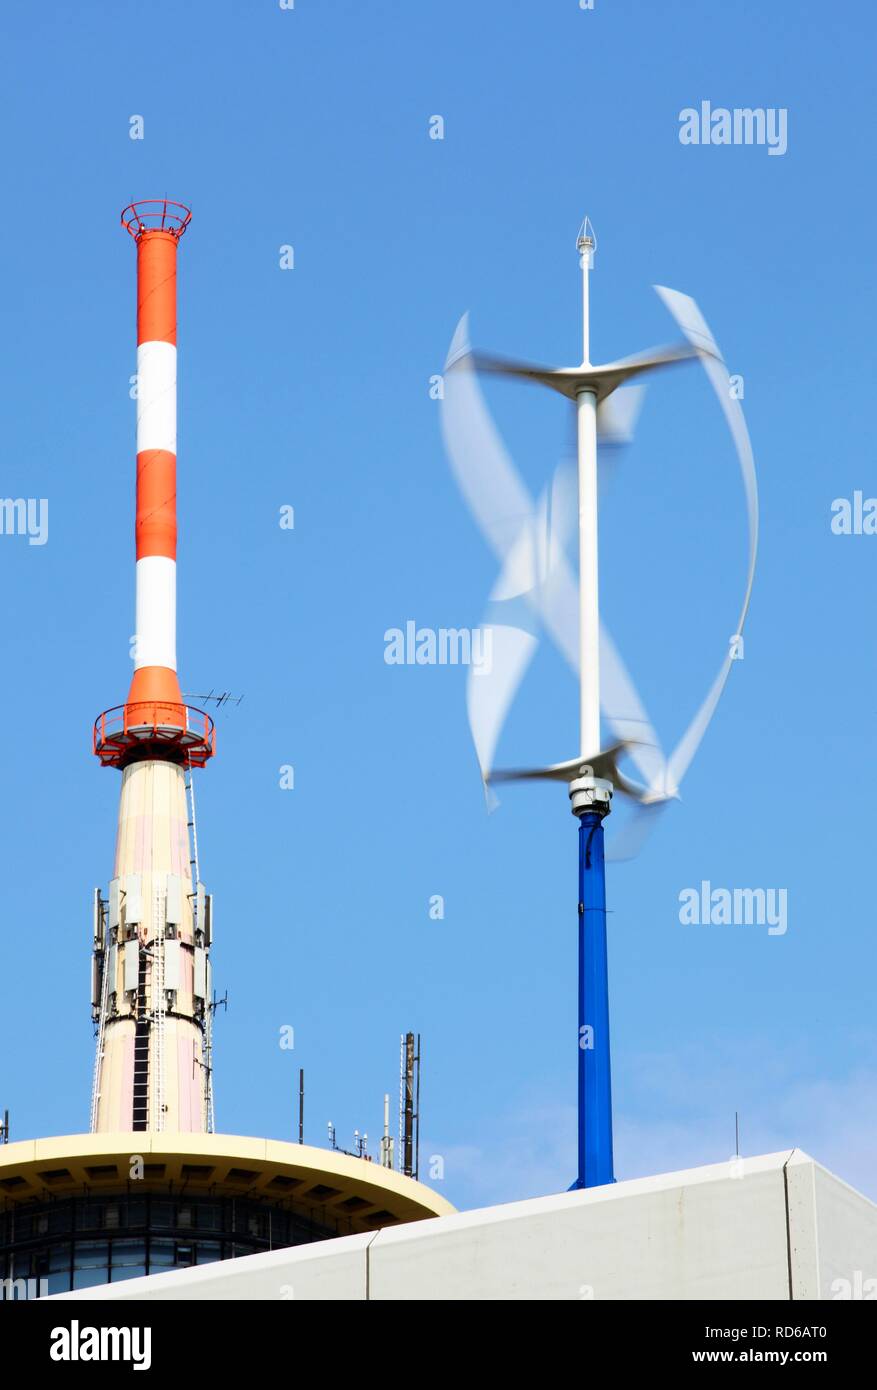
[466,622,538,809]
[654,286,759,791]
[606,801,670,862]
[442,315,537,562]
[580,341,702,401]
[466,463,578,803]
[469,341,702,403]
[600,626,670,793]
[488,742,650,804]
[468,347,561,387]
[597,385,645,446]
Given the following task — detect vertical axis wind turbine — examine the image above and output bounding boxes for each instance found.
[441,219,758,1190]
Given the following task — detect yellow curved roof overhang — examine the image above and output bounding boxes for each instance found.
[0,1133,454,1235]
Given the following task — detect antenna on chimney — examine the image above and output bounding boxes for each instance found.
[182,689,244,710]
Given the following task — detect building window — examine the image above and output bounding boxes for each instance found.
[72,1240,109,1291]
[1,1191,336,1293]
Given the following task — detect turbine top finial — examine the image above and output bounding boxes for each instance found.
[576,215,596,259]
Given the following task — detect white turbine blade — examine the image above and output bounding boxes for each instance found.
[606,801,668,862]
[471,341,698,404]
[528,471,668,791]
[600,626,669,792]
[652,287,723,360]
[654,286,759,790]
[488,743,647,799]
[534,543,670,794]
[492,507,539,602]
[466,622,538,799]
[655,286,757,622]
[471,471,573,783]
[530,516,578,670]
[597,385,645,446]
[442,315,537,562]
[468,347,559,386]
[587,341,701,398]
[533,461,578,653]
[492,454,670,798]
[546,458,577,553]
[664,657,731,796]
[442,327,576,785]
[533,456,671,795]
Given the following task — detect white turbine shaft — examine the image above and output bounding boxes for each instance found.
[581,247,591,366]
[577,224,600,759]
[577,386,600,758]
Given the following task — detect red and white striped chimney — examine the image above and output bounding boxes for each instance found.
[127,201,185,716]
[93,200,213,768]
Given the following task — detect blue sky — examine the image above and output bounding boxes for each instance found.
[2,0,875,1210]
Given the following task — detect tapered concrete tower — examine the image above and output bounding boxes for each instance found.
[91,200,216,1135]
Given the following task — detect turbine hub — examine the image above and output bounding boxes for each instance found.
[569,772,612,818]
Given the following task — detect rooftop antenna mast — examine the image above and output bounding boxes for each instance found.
[399,1031,421,1179]
[441,217,758,1190]
[380,1093,394,1169]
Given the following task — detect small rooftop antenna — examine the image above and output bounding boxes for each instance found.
[0,1110,8,1144]
[380,1093,394,1169]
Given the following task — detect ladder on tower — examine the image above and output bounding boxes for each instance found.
[204,999,216,1134]
[132,946,150,1130]
[151,886,166,1132]
[89,934,112,1132]
[185,758,200,893]
[185,758,215,1131]
[398,1034,405,1173]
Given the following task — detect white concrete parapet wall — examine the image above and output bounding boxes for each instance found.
[51,1150,877,1301]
